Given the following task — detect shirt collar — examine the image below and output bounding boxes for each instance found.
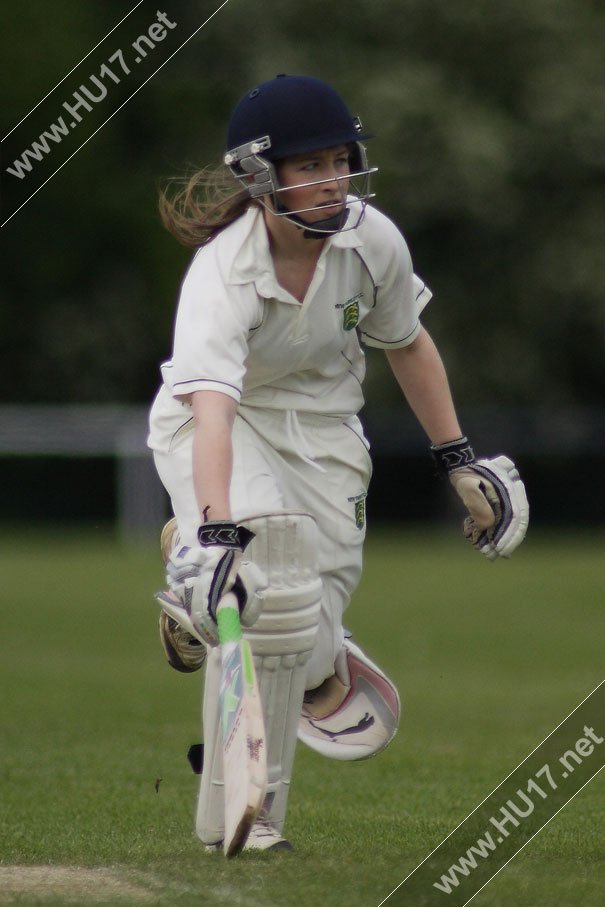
[326,201,365,250]
[226,202,364,288]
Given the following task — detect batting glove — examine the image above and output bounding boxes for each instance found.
[163,521,266,646]
[432,438,529,560]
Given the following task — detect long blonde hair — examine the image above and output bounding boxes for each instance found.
[159,166,255,248]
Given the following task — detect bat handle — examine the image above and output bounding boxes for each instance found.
[216,592,242,644]
[217,591,239,612]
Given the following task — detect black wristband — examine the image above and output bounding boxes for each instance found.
[430,436,476,477]
[197,520,254,550]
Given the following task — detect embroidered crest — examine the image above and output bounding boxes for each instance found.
[347,492,367,530]
[336,293,363,331]
[343,300,360,330]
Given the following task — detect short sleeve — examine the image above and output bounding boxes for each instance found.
[168,246,262,402]
[356,207,432,349]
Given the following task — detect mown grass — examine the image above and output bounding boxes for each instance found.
[0,526,603,906]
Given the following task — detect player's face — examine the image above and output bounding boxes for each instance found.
[276,146,350,223]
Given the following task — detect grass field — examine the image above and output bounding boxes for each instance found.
[0,526,603,906]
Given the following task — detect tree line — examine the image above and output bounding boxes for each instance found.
[2,0,603,407]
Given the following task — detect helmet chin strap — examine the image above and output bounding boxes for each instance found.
[276,203,350,239]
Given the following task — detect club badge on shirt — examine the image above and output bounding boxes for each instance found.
[348,491,367,530]
[336,293,363,331]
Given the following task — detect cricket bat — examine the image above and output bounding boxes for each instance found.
[217,592,267,858]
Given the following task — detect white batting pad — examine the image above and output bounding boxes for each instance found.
[195,511,321,844]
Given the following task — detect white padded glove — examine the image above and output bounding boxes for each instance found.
[449,456,529,560]
[431,438,529,561]
[160,521,266,646]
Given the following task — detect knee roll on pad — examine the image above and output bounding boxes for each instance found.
[240,511,322,657]
[298,637,401,761]
[196,511,321,844]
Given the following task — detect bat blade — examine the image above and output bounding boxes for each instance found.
[217,594,267,858]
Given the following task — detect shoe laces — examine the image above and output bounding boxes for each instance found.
[253,812,279,838]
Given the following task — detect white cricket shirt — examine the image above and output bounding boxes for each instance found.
[148,203,431,452]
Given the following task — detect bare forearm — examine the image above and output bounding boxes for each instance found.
[386,327,462,444]
[191,391,237,522]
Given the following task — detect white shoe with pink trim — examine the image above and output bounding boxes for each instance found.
[299,636,401,761]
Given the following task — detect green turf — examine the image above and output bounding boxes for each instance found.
[0,527,603,906]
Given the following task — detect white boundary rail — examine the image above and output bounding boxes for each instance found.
[2,404,603,539]
[0,404,168,540]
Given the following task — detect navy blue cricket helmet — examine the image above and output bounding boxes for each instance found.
[223,74,376,235]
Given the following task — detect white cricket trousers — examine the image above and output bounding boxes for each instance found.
[152,404,372,689]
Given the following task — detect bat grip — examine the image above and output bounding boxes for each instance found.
[217,591,238,611]
[216,592,242,645]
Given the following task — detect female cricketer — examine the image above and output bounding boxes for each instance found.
[147,74,529,852]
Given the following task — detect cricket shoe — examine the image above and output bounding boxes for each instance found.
[298,636,401,761]
[160,516,180,563]
[159,610,206,673]
[204,819,293,854]
[157,517,206,673]
[245,818,293,852]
